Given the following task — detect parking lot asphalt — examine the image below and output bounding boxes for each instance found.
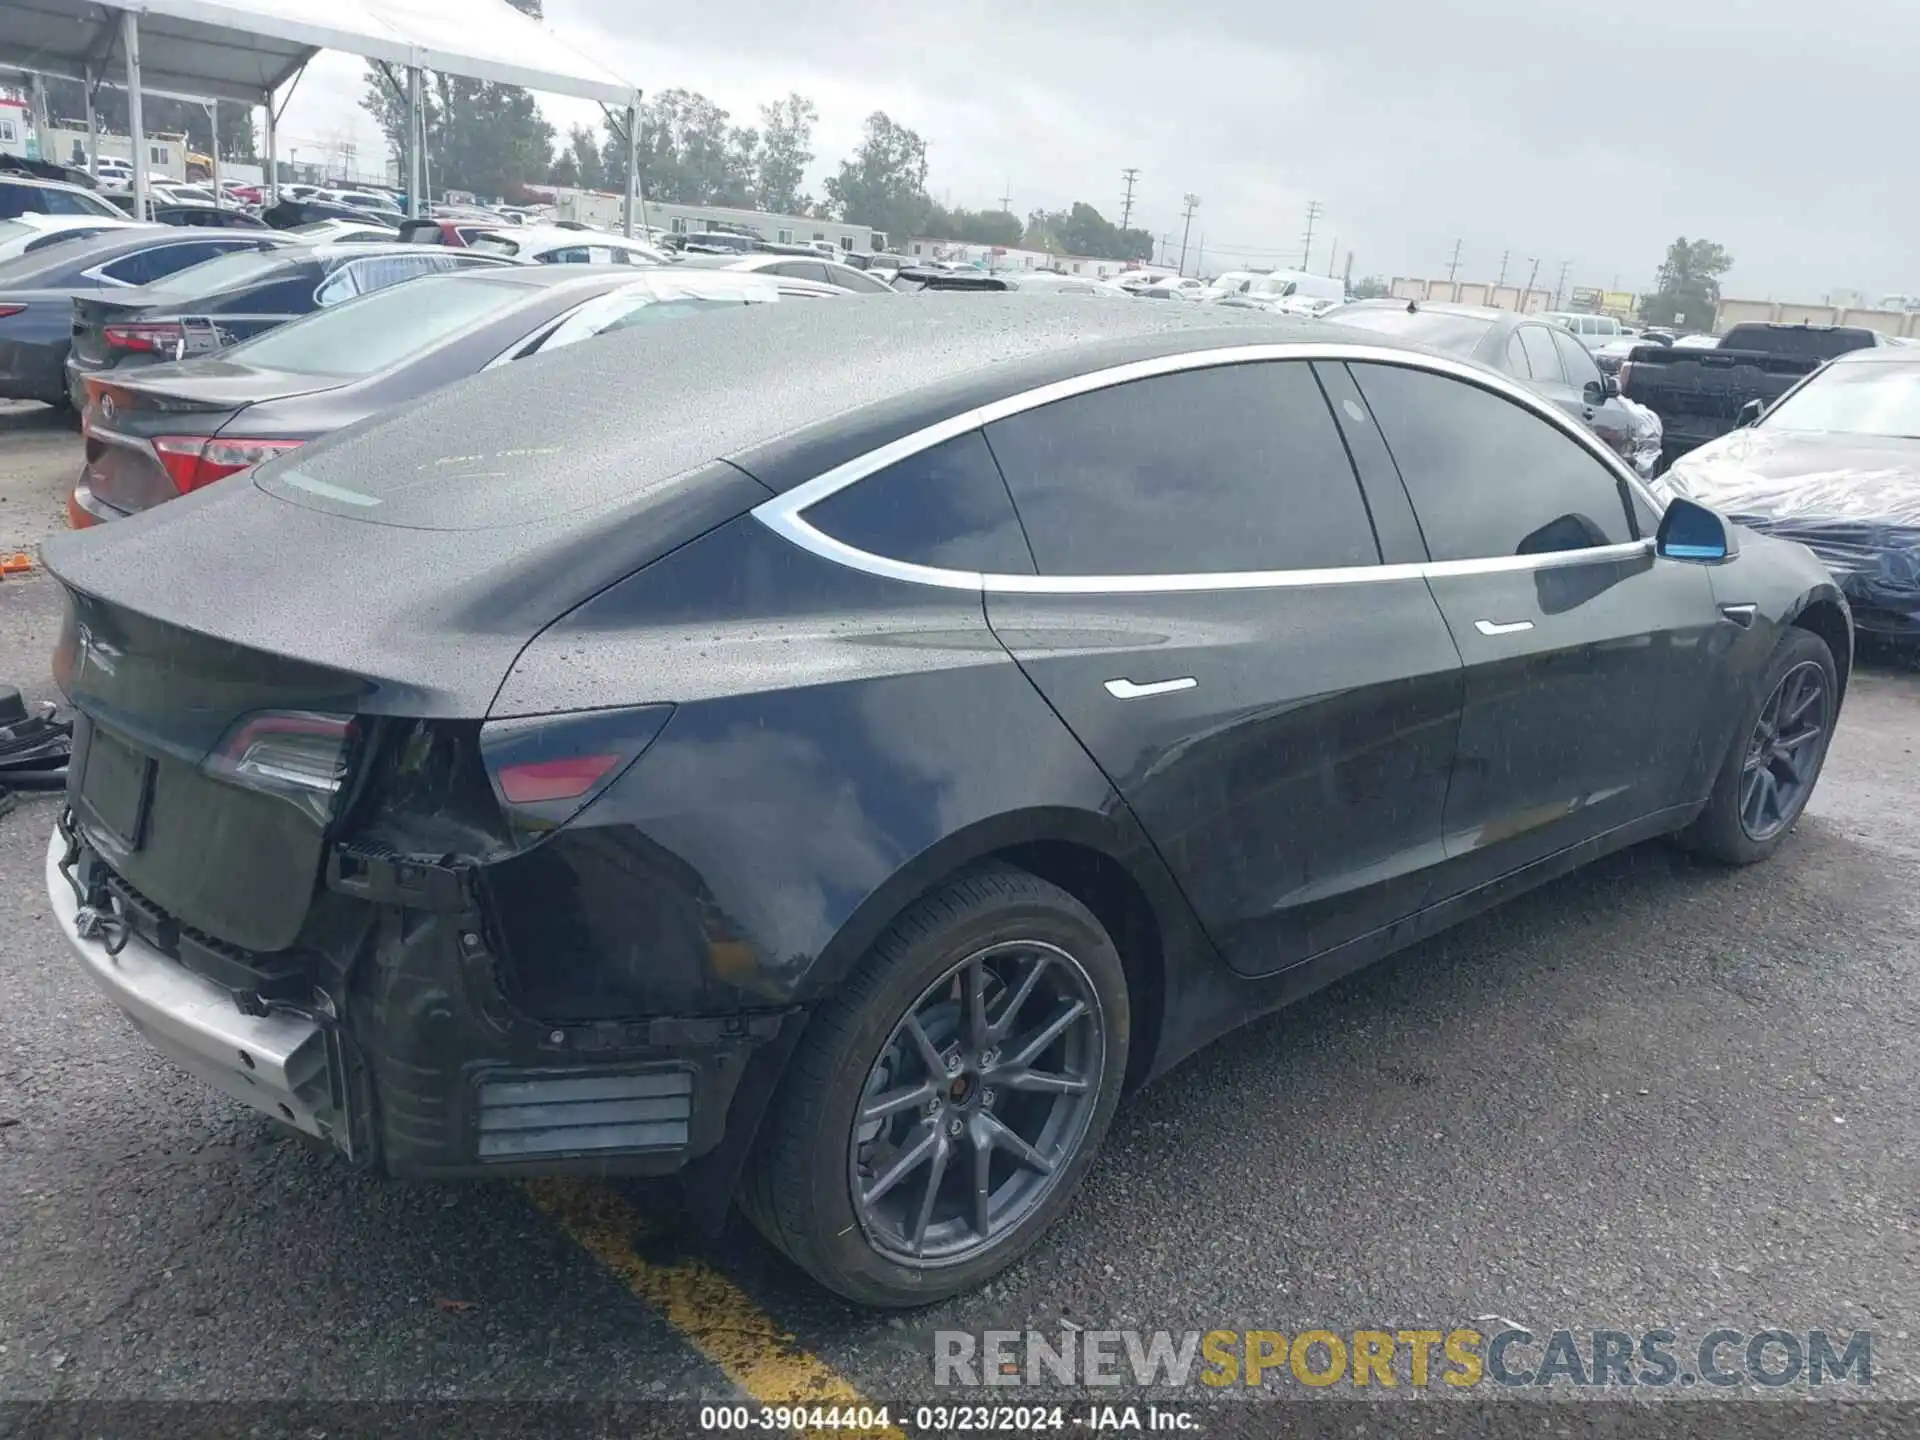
[1,408,1917,1416]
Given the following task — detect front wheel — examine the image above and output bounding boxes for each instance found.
[741,867,1129,1307]
[1680,627,1837,864]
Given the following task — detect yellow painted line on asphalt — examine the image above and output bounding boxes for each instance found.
[526,1178,904,1438]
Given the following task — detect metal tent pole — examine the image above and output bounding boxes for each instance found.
[263,85,277,204]
[406,66,424,216]
[121,9,147,220]
[622,99,638,237]
[84,68,99,181]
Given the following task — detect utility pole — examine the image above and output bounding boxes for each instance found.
[1342,252,1354,292]
[1119,168,1141,230]
[1196,235,1205,277]
[1446,238,1463,283]
[1554,260,1573,309]
[1523,257,1542,310]
[1495,249,1510,287]
[998,180,1012,215]
[1178,193,1200,276]
[1300,199,1323,270]
[1325,237,1339,278]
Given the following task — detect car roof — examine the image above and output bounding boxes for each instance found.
[0,173,97,192]
[1827,343,1919,365]
[279,298,1360,528]
[1333,298,1521,325]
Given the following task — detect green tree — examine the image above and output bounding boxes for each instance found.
[361,0,555,200]
[825,112,931,246]
[555,123,605,189]
[1021,202,1150,261]
[604,89,758,206]
[1349,275,1390,299]
[1639,237,1733,330]
[756,93,817,214]
[923,205,1023,246]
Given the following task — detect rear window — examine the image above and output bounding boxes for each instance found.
[221,272,534,377]
[1327,306,1495,356]
[140,246,294,301]
[1719,325,1880,360]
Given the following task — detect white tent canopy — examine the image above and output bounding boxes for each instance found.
[0,0,642,228]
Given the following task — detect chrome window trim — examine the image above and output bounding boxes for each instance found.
[751,340,1661,595]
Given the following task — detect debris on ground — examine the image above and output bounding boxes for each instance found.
[0,685,70,815]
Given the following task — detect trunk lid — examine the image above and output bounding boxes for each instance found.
[44,446,769,950]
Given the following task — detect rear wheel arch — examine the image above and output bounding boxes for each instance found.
[797,810,1175,1091]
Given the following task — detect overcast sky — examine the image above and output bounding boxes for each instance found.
[274,0,1917,301]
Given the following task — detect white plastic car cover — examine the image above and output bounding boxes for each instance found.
[1666,428,1920,624]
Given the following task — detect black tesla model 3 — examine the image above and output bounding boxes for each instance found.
[42,298,1851,1306]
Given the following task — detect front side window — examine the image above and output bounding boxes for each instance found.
[985,361,1379,576]
[1349,362,1635,562]
[803,431,1033,573]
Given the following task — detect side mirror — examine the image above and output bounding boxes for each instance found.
[1603,374,1620,398]
[1583,379,1607,405]
[1656,497,1740,563]
[1736,397,1765,428]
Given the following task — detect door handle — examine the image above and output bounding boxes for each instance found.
[1474,618,1535,636]
[1104,677,1198,699]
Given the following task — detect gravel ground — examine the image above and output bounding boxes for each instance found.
[1,418,1917,1417]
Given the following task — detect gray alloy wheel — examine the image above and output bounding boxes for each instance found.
[847,939,1105,1266]
[1679,626,1838,866]
[739,865,1129,1307]
[1738,659,1830,842]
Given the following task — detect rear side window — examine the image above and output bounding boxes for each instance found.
[804,431,1034,573]
[1518,326,1563,384]
[984,361,1379,576]
[1349,362,1635,562]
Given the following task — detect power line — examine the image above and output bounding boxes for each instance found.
[1300,200,1323,271]
[1178,193,1200,277]
[1446,238,1463,283]
[1119,167,1140,230]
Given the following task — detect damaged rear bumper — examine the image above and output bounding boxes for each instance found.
[45,826,348,1145]
[46,820,802,1186]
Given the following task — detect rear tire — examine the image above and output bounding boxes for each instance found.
[741,866,1129,1308]
[1679,627,1837,865]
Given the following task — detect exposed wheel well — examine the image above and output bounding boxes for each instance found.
[986,840,1165,1092]
[1792,599,1852,702]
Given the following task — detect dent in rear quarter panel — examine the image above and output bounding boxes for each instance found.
[487,515,1206,1023]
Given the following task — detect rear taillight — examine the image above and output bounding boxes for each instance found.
[0,304,24,320]
[479,705,674,845]
[205,710,355,823]
[151,436,303,494]
[103,321,183,355]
